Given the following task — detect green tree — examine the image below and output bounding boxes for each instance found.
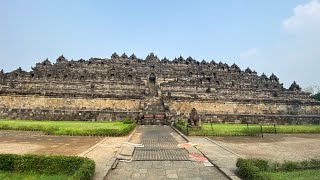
[311,93,320,101]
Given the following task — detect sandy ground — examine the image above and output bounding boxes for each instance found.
[0,130,131,180]
[209,134,320,162]
[0,130,104,155]
[0,128,159,180]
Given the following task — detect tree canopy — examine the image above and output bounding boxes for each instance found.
[311,93,320,101]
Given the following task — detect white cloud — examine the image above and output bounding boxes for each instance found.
[239,48,259,59]
[238,1,320,88]
[283,0,320,34]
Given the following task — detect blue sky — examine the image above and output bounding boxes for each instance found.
[0,0,319,89]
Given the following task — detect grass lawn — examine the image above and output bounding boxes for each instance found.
[0,171,70,180]
[175,122,320,136]
[263,169,320,180]
[0,119,135,136]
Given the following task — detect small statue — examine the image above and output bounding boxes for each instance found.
[289,81,302,91]
[188,108,199,126]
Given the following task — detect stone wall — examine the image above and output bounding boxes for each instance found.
[0,108,141,121]
[0,95,141,111]
[167,100,320,115]
[200,114,320,125]
[0,53,319,124]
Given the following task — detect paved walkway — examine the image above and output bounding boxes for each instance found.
[106,126,228,180]
[107,160,226,180]
[188,137,241,174]
[133,126,189,161]
[79,136,128,180]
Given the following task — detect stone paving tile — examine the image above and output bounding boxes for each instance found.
[133,126,189,161]
[107,126,228,180]
[166,173,178,179]
[139,169,148,173]
[166,169,177,174]
[188,137,239,173]
[107,161,228,180]
[80,136,128,180]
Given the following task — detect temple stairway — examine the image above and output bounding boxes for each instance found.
[139,83,168,125]
[144,96,165,112]
[140,96,168,125]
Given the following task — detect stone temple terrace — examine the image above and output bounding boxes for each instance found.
[0,53,319,124]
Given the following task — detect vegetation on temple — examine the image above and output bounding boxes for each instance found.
[311,93,320,101]
[0,154,95,180]
[236,158,320,180]
[0,119,136,136]
[175,120,320,136]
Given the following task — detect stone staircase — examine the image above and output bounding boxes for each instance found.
[136,84,170,125]
[138,96,169,125]
[144,96,165,112]
[148,84,158,97]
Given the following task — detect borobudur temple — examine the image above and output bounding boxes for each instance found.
[0,53,319,124]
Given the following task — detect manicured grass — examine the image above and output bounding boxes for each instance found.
[236,158,320,180]
[0,119,136,136]
[264,169,320,180]
[0,154,95,180]
[175,122,320,136]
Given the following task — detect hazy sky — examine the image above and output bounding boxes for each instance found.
[0,0,319,88]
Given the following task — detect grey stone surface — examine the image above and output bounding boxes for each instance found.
[107,126,227,180]
[120,145,135,156]
[133,126,189,161]
[1,53,319,123]
[107,161,227,180]
[188,136,242,179]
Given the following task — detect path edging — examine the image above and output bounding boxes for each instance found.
[103,125,140,179]
[204,137,243,158]
[170,125,241,180]
[79,137,109,157]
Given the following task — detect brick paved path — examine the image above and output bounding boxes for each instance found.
[133,126,189,161]
[106,126,227,180]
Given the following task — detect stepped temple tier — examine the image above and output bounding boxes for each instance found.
[0,53,319,124]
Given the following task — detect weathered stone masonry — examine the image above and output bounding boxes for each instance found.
[0,53,319,123]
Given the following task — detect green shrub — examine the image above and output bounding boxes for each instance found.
[176,119,186,126]
[236,158,268,180]
[308,159,320,168]
[123,118,134,124]
[280,161,302,171]
[0,154,95,180]
[71,158,95,180]
[271,159,320,171]
[237,158,320,180]
[0,154,18,171]
[236,158,269,171]
[174,122,188,135]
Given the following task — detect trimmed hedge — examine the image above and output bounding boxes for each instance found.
[0,154,95,180]
[236,158,269,180]
[236,158,320,180]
